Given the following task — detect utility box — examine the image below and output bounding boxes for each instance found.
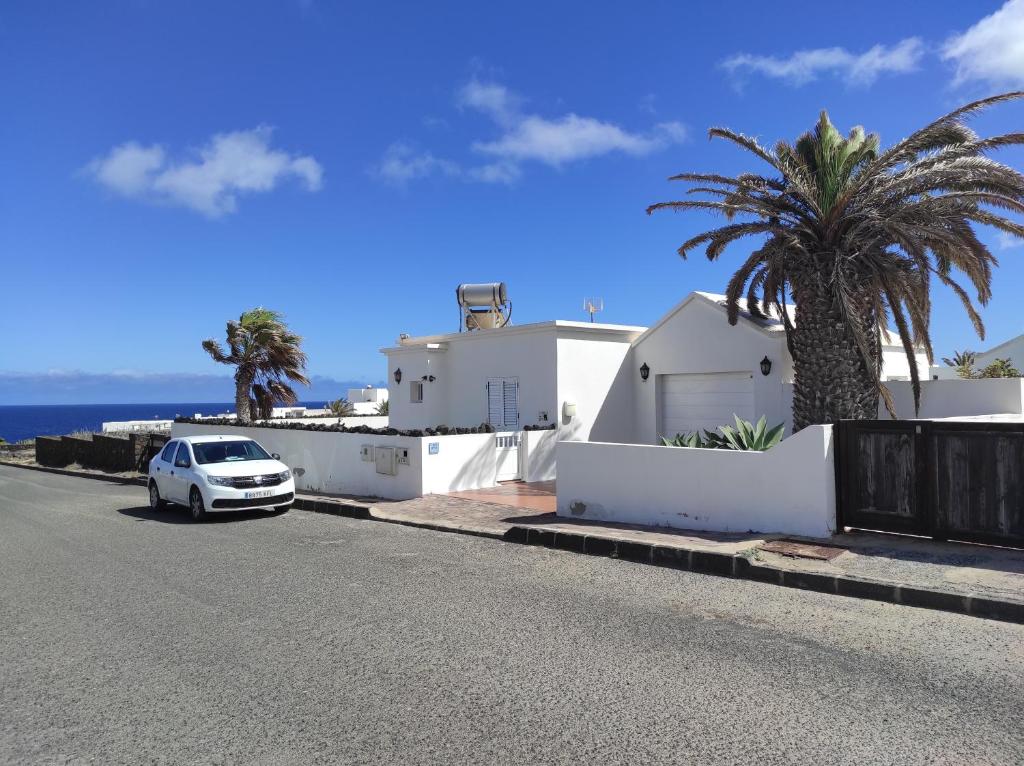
[360,444,373,462]
[396,447,410,466]
[375,446,397,476]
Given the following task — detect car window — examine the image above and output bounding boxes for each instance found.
[193,440,272,465]
[160,442,177,463]
[174,443,192,468]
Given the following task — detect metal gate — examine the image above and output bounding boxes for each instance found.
[495,432,521,482]
[836,420,1024,546]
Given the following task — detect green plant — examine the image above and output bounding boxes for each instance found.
[978,357,1022,378]
[661,415,784,452]
[202,308,310,424]
[375,399,390,415]
[328,398,356,417]
[943,350,978,379]
[648,93,1024,430]
[717,415,785,451]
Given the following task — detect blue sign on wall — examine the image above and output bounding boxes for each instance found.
[428,442,439,455]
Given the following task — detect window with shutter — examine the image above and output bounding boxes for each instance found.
[486,377,519,428]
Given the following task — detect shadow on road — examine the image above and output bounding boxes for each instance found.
[117,506,284,525]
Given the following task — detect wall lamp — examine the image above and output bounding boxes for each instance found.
[421,375,436,382]
[640,362,650,382]
[760,356,772,376]
[393,368,402,384]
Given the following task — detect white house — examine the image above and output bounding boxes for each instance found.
[383,290,929,447]
[931,333,1024,380]
[382,320,644,441]
[346,385,389,415]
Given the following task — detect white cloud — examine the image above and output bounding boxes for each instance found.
[943,0,1024,87]
[473,114,686,166]
[721,37,924,86]
[375,143,461,185]
[377,78,685,186]
[998,231,1023,250]
[85,127,322,217]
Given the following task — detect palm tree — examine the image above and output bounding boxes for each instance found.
[202,308,310,424]
[648,93,1024,430]
[327,397,355,417]
[942,349,978,379]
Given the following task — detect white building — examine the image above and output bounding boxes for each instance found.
[931,333,1024,380]
[383,290,929,445]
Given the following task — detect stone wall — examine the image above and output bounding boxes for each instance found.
[35,432,169,472]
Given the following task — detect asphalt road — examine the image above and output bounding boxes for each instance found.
[1,465,1023,765]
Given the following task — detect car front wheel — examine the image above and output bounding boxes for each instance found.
[189,487,207,522]
[149,481,167,510]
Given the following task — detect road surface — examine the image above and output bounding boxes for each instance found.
[1,464,1022,764]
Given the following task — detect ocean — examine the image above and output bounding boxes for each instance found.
[0,402,329,443]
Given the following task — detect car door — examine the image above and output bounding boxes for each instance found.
[153,440,177,496]
[169,442,194,503]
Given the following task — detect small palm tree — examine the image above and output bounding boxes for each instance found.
[375,399,390,415]
[648,93,1024,430]
[328,398,356,417]
[202,308,310,424]
[942,349,978,379]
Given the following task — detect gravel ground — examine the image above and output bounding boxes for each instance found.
[1,464,1023,765]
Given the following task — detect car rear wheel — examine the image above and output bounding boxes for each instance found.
[189,487,207,522]
[149,481,167,510]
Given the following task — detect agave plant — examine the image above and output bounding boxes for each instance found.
[202,308,310,424]
[661,416,784,452]
[717,415,786,452]
[648,93,1024,430]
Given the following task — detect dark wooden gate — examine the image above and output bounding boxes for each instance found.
[836,420,1024,547]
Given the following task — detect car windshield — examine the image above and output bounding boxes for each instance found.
[192,440,272,465]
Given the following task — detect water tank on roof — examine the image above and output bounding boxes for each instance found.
[456,282,511,331]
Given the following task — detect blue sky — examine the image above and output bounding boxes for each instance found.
[2,1,1024,404]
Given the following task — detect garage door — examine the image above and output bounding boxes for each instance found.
[659,372,755,439]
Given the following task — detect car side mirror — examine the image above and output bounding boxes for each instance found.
[272,453,281,460]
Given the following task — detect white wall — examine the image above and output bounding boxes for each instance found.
[347,386,388,403]
[387,330,560,432]
[879,346,931,381]
[631,297,789,445]
[556,333,635,443]
[974,334,1024,372]
[883,378,1024,420]
[521,429,559,482]
[257,415,390,428]
[556,425,836,538]
[171,422,499,500]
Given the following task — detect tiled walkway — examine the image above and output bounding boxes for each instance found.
[449,480,557,513]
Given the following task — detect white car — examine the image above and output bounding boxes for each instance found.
[148,435,295,521]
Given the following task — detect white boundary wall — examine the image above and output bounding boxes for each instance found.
[169,422,559,500]
[556,425,836,538]
[171,422,495,500]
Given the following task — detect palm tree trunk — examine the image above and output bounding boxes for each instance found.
[790,284,879,431]
[235,370,253,424]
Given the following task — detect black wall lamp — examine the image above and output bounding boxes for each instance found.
[421,375,436,382]
[393,368,402,384]
[640,362,650,382]
[760,356,772,376]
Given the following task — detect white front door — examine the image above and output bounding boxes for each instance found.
[659,372,755,439]
[495,433,521,482]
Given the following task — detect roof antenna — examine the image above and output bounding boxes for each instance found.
[583,297,604,323]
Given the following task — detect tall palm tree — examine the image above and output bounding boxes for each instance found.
[648,93,1024,430]
[202,308,310,424]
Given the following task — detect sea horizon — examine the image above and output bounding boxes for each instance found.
[0,401,330,443]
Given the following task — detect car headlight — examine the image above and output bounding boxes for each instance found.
[277,469,291,481]
[206,475,234,487]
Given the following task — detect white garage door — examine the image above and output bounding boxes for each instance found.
[659,372,755,439]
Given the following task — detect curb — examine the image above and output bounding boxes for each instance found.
[4,461,1022,625]
[504,525,1024,625]
[0,460,148,487]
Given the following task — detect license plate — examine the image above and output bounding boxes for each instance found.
[244,489,273,499]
